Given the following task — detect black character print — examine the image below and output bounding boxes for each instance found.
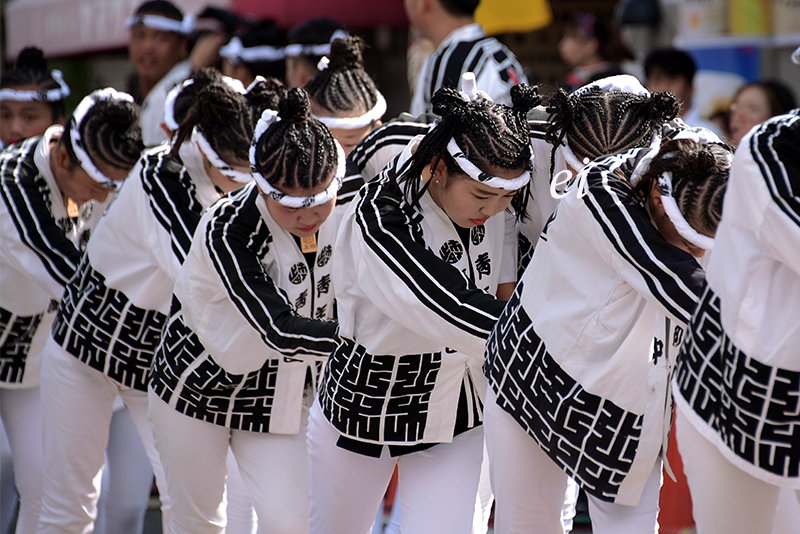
[295,290,308,310]
[317,274,331,298]
[79,230,91,251]
[289,262,308,284]
[471,225,485,246]
[317,245,333,268]
[475,252,491,279]
[316,305,328,319]
[672,326,684,347]
[652,338,664,365]
[439,240,464,264]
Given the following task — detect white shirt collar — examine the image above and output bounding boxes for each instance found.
[33,125,66,216]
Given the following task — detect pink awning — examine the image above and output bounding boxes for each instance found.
[229,0,407,29]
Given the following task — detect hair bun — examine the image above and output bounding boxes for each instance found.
[431,86,468,121]
[15,47,48,73]
[510,83,542,114]
[278,87,312,123]
[645,92,680,123]
[246,76,286,112]
[328,36,363,71]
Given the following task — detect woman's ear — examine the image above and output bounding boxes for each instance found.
[55,144,72,173]
[649,181,666,216]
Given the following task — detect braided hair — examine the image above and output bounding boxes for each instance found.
[60,93,142,173]
[305,36,379,117]
[0,47,67,120]
[168,68,222,132]
[634,138,732,236]
[398,84,541,220]
[172,73,254,165]
[545,86,679,179]
[245,76,286,127]
[251,88,339,190]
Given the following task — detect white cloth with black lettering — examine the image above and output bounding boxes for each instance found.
[487,147,705,506]
[410,23,526,116]
[673,110,800,489]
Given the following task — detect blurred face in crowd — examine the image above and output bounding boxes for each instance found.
[128,23,187,87]
[559,28,598,68]
[0,90,57,145]
[729,85,772,145]
[647,68,693,115]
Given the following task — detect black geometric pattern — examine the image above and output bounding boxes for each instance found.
[675,283,800,479]
[488,282,643,502]
[150,299,282,432]
[52,257,167,391]
[319,338,441,443]
[0,308,42,383]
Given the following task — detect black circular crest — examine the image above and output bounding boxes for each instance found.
[317,245,333,268]
[289,262,308,284]
[471,225,485,246]
[439,240,464,264]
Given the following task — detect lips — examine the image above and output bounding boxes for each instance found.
[298,224,317,233]
[470,218,487,226]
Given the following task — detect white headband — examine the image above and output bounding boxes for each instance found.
[312,92,386,130]
[125,13,195,35]
[793,46,800,65]
[249,109,346,208]
[284,29,349,58]
[573,74,650,98]
[658,172,715,251]
[446,138,532,190]
[70,88,135,191]
[0,69,70,102]
[164,76,246,132]
[632,127,726,251]
[219,36,286,64]
[192,127,252,184]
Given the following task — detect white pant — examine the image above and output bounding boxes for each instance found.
[676,408,800,534]
[484,389,578,534]
[94,405,154,534]
[36,338,170,534]
[308,400,484,534]
[148,390,309,534]
[0,387,44,534]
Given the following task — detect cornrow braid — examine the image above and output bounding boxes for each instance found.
[398,84,541,220]
[169,68,223,131]
[245,76,286,126]
[61,95,142,172]
[635,138,732,236]
[251,88,339,190]
[545,87,679,179]
[172,76,253,164]
[0,47,66,120]
[304,36,379,116]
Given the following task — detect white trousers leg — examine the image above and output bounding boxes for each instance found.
[0,387,43,534]
[676,408,800,534]
[36,339,169,534]
[225,448,257,534]
[308,400,484,534]
[148,390,310,534]
[94,404,154,534]
[585,459,661,534]
[484,388,578,534]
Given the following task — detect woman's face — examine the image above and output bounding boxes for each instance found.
[427,158,521,229]
[52,145,129,204]
[263,174,336,238]
[729,86,772,145]
[0,88,57,145]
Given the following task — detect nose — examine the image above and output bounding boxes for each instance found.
[10,116,26,138]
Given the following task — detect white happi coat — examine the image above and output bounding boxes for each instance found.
[0,127,109,388]
[319,139,517,446]
[674,111,800,489]
[488,147,705,505]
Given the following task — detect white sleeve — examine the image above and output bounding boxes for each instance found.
[499,211,518,285]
